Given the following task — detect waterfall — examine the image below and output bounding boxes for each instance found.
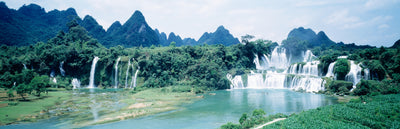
[269,47,289,69]
[226,48,373,92]
[303,50,316,62]
[132,69,139,88]
[287,76,324,92]
[325,62,336,77]
[72,78,81,89]
[125,58,131,88]
[88,56,100,88]
[51,78,57,84]
[287,61,319,76]
[50,70,55,77]
[227,74,244,89]
[60,61,65,76]
[345,61,363,86]
[227,47,325,92]
[114,57,121,88]
[23,64,27,70]
[364,68,370,80]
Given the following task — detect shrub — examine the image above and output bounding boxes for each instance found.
[353,80,380,95]
[334,59,350,80]
[326,80,353,94]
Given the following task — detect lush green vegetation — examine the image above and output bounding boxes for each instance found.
[334,59,350,80]
[265,94,400,129]
[221,94,400,129]
[0,91,71,125]
[0,21,277,100]
[220,109,287,129]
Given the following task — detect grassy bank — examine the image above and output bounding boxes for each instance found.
[84,86,200,126]
[0,91,71,125]
[220,94,400,129]
[0,86,201,127]
[264,94,400,128]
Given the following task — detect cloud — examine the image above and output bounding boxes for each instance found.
[326,10,362,29]
[378,24,390,29]
[364,0,394,10]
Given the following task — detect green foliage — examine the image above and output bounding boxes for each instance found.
[220,122,241,129]
[334,59,350,80]
[325,80,353,95]
[220,109,287,129]
[29,75,50,97]
[266,94,400,129]
[15,84,32,100]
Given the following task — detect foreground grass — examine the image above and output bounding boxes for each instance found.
[265,94,400,129]
[0,92,71,125]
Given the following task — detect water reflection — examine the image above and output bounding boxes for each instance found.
[1,89,337,129]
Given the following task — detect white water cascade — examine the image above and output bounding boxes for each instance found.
[303,50,316,62]
[72,78,81,89]
[125,58,131,88]
[345,61,363,86]
[23,64,27,70]
[226,74,244,89]
[88,56,100,88]
[268,47,289,69]
[60,61,65,76]
[287,61,320,76]
[114,57,121,88]
[230,47,326,92]
[131,69,139,88]
[325,62,336,77]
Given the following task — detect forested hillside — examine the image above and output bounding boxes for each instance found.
[0,2,240,47]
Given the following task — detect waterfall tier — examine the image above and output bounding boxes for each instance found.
[72,78,81,89]
[228,47,369,92]
[114,57,121,88]
[88,56,100,88]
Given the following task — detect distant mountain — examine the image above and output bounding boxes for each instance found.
[286,27,335,48]
[391,39,400,48]
[155,26,239,46]
[0,2,79,46]
[197,26,240,46]
[81,15,106,41]
[103,10,159,47]
[0,2,240,47]
[167,32,183,46]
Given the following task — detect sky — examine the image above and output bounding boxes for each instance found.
[3,0,400,47]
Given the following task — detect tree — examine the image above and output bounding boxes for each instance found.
[29,75,49,97]
[241,34,254,44]
[15,84,32,100]
[334,59,350,80]
[239,113,248,125]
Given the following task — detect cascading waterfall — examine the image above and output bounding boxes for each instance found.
[72,78,81,89]
[303,50,316,62]
[345,61,363,86]
[132,68,139,88]
[125,58,131,88]
[226,74,244,89]
[228,46,372,92]
[23,64,27,70]
[268,47,289,69]
[228,47,325,92]
[59,61,65,76]
[325,62,336,77]
[88,56,100,88]
[287,61,319,76]
[114,57,121,88]
[363,68,370,80]
[129,58,140,89]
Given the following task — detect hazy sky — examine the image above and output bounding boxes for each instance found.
[3,0,400,47]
